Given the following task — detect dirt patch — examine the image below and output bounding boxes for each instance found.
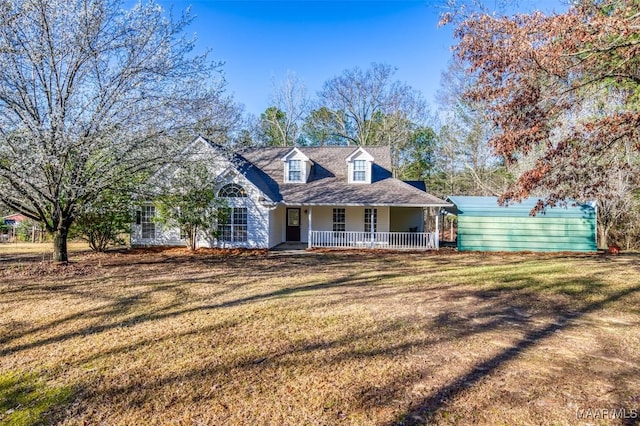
[124,246,268,257]
[0,261,98,278]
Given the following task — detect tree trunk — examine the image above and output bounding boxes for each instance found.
[188,227,197,251]
[597,224,610,250]
[53,227,69,263]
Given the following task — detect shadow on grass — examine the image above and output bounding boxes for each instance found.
[69,271,639,422]
[66,260,640,421]
[0,263,401,357]
[1,249,639,423]
[390,281,640,425]
[1,251,635,358]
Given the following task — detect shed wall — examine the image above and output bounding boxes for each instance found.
[457,216,596,252]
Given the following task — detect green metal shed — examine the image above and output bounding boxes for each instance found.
[446,196,597,252]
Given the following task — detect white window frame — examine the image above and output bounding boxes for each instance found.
[353,160,366,182]
[141,205,156,239]
[364,208,377,233]
[282,148,310,183]
[346,147,374,184]
[288,159,302,182]
[333,208,346,233]
[218,183,247,198]
[218,207,248,243]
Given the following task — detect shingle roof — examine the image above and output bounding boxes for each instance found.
[235,146,449,207]
[404,180,427,192]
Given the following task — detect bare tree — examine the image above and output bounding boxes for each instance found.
[597,165,638,249]
[317,63,428,149]
[0,0,225,262]
[434,59,511,196]
[194,94,245,147]
[259,72,310,146]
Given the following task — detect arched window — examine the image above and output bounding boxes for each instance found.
[218,183,247,198]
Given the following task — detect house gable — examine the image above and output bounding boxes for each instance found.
[131,136,276,249]
[188,136,278,205]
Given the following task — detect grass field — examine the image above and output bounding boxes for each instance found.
[1,243,639,425]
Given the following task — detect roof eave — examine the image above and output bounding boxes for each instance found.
[281,202,452,208]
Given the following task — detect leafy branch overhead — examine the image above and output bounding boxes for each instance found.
[453,0,640,209]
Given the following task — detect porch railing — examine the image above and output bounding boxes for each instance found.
[309,231,438,250]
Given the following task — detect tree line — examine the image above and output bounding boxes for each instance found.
[231,62,511,200]
[1,0,638,261]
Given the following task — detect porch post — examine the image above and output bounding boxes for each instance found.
[435,208,440,250]
[308,207,312,249]
[370,208,374,249]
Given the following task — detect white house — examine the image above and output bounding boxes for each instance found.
[131,136,450,250]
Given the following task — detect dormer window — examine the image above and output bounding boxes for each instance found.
[346,147,374,184]
[288,159,302,182]
[282,147,311,183]
[353,160,366,182]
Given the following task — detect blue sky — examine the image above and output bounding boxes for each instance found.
[156,0,569,116]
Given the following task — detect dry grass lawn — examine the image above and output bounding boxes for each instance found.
[0,243,639,425]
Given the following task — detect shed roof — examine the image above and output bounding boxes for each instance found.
[446,196,596,218]
[3,213,27,221]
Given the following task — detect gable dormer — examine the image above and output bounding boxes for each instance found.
[346,147,374,184]
[282,147,312,183]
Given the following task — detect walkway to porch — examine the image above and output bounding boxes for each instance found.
[271,242,308,251]
[308,231,439,250]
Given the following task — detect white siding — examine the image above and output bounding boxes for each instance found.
[269,206,285,248]
[375,207,390,233]
[345,207,362,231]
[207,193,270,249]
[131,142,272,249]
[132,196,271,249]
[311,206,333,231]
[132,202,424,249]
[131,222,184,247]
[307,206,390,232]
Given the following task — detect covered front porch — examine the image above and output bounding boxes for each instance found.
[309,230,438,250]
[270,205,443,250]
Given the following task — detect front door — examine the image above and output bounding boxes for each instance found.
[286,208,301,242]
